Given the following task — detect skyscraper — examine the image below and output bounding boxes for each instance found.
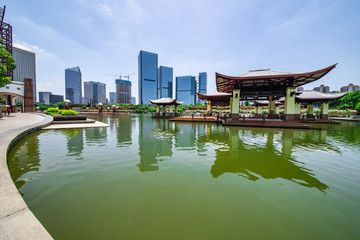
[198,72,207,104]
[109,92,117,104]
[176,75,197,105]
[13,47,36,101]
[116,79,132,104]
[138,50,158,104]
[49,94,64,104]
[84,81,106,104]
[65,66,82,104]
[158,66,173,98]
[39,91,52,104]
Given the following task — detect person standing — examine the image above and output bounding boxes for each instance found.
[7,107,11,115]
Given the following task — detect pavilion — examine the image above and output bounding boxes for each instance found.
[149,98,183,118]
[197,91,232,115]
[294,90,347,121]
[251,100,282,118]
[216,64,337,121]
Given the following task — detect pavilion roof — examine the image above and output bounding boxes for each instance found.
[252,100,282,106]
[197,91,232,100]
[295,90,347,102]
[216,64,337,96]
[149,97,183,105]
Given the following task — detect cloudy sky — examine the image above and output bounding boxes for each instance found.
[3,0,360,102]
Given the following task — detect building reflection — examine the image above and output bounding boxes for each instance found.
[8,135,41,192]
[137,116,179,172]
[85,125,107,146]
[198,126,332,192]
[111,115,133,147]
[65,129,84,159]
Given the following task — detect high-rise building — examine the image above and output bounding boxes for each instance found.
[131,97,136,105]
[65,66,82,104]
[340,83,360,92]
[39,91,52,104]
[198,72,207,104]
[138,50,158,104]
[49,94,64,104]
[313,84,330,93]
[176,75,197,105]
[109,92,117,104]
[13,47,36,101]
[158,66,173,98]
[84,81,106,104]
[116,79,132,104]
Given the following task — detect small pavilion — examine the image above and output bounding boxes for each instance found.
[197,91,232,115]
[216,64,337,121]
[149,98,183,118]
[252,100,283,118]
[295,90,347,120]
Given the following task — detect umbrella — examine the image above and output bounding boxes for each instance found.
[4,105,11,107]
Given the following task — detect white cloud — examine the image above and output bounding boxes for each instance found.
[13,41,54,57]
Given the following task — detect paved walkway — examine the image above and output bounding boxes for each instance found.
[0,113,53,240]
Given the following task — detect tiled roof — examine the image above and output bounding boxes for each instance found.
[296,90,347,101]
[149,98,183,105]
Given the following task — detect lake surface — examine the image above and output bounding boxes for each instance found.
[8,114,360,240]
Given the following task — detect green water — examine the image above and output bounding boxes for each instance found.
[7,115,360,240]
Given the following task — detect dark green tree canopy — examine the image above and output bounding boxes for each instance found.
[0,38,16,87]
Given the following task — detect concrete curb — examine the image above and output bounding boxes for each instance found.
[0,113,54,240]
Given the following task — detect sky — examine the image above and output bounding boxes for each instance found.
[3,0,360,103]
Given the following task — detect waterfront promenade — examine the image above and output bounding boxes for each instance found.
[0,113,53,240]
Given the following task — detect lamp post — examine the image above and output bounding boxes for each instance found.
[98,103,103,113]
[64,99,71,110]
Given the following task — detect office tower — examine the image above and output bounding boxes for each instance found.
[39,91,52,104]
[131,97,136,105]
[138,50,158,104]
[176,75,197,105]
[13,47,36,101]
[49,94,64,104]
[198,72,207,104]
[313,84,330,93]
[109,92,117,104]
[65,66,82,104]
[340,83,360,92]
[116,79,132,104]
[84,81,106,104]
[158,66,173,98]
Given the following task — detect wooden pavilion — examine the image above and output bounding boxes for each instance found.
[197,91,232,115]
[216,64,337,121]
[149,98,183,118]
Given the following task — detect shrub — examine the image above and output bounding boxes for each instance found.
[329,110,338,114]
[60,110,79,116]
[314,109,321,114]
[46,107,59,113]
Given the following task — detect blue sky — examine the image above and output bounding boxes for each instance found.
[3,0,360,102]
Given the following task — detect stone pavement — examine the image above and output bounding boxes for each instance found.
[0,113,53,240]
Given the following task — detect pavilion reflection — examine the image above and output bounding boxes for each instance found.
[198,126,331,192]
[137,116,177,172]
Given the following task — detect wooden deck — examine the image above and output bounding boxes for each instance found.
[222,118,314,129]
[299,119,341,124]
[170,116,222,123]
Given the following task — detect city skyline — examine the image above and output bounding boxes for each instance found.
[3,0,360,103]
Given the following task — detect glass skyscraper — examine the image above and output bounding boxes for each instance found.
[84,81,106,104]
[138,50,158,104]
[109,92,117,104]
[176,76,197,105]
[116,79,132,104]
[158,66,173,98]
[198,72,207,104]
[65,66,82,104]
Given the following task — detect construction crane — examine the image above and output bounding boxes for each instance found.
[103,72,136,81]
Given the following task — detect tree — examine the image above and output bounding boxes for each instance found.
[336,90,360,109]
[0,38,16,87]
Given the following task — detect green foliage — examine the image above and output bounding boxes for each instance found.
[250,110,255,114]
[0,98,5,104]
[262,110,268,114]
[60,110,78,116]
[336,91,360,110]
[0,38,17,88]
[342,110,352,114]
[329,110,338,114]
[46,107,59,113]
[314,109,321,114]
[196,102,206,107]
[355,102,360,114]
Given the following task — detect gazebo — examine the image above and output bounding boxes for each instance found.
[252,100,283,118]
[149,98,183,118]
[295,90,347,120]
[216,64,337,121]
[197,91,232,115]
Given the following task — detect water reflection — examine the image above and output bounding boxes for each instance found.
[85,126,107,146]
[65,129,84,159]
[8,135,41,191]
[198,127,329,192]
